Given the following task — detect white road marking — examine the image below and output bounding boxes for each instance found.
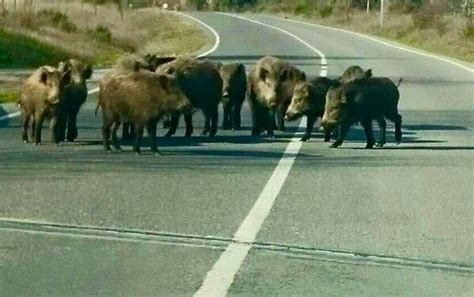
[194,13,327,297]
[0,87,100,122]
[0,11,222,123]
[170,11,221,58]
[0,111,20,121]
[267,15,474,74]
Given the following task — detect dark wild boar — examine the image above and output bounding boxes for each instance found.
[57,59,93,142]
[248,56,306,137]
[338,65,371,83]
[157,58,223,137]
[285,77,336,142]
[19,65,71,145]
[321,76,403,149]
[218,62,247,130]
[97,69,192,154]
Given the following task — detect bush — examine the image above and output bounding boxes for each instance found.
[319,5,333,18]
[37,9,77,32]
[460,24,474,40]
[18,10,37,29]
[87,24,112,43]
[294,2,313,16]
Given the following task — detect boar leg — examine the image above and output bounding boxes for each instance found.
[55,114,67,143]
[330,124,350,148]
[102,115,114,151]
[146,119,159,154]
[301,115,317,142]
[50,116,63,145]
[250,104,264,136]
[111,120,122,152]
[31,119,36,140]
[394,114,402,144]
[222,103,231,130]
[376,116,387,147]
[133,123,145,154]
[232,102,242,130]
[276,103,288,131]
[122,122,130,141]
[210,107,218,137]
[33,113,45,145]
[165,113,180,137]
[66,113,78,142]
[184,112,194,137]
[21,113,30,143]
[361,119,375,149]
[266,109,276,138]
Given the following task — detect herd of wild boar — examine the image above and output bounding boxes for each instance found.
[18,54,403,154]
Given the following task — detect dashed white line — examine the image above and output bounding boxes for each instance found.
[194,13,327,297]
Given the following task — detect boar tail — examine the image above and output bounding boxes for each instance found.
[396,78,403,88]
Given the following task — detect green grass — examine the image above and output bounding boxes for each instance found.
[0,91,19,104]
[0,29,71,68]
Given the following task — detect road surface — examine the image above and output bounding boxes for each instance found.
[0,11,473,296]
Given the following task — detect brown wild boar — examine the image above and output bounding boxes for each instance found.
[247,56,306,137]
[217,62,247,130]
[321,75,403,149]
[97,69,192,154]
[157,58,223,137]
[19,65,71,145]
[120,55,177,141]
[57,59,93,142]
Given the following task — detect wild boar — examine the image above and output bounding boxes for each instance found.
[120,55,177,141]
[97,69,192,154]
[217,62,247,130]
[338,65,371,83]
[247,56,306,137]
[157,58,222,137]
[285,77,336,142]
[18,65,71,145]
[321,76,403,149]
[56,59,93,142]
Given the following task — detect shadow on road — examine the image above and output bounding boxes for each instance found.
[403,124,468,131]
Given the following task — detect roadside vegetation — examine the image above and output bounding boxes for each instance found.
[0,0,211,103]
[195,0,474,63]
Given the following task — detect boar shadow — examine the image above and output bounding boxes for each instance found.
[403,124,468,131]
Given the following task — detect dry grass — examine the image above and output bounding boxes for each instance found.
[0,2,211,66]
[253,7,474,63]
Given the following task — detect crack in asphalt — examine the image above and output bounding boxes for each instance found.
[1,218,471,275]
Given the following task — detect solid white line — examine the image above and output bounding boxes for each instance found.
[267,15,474,74]
[0,87,100,122]
[169,11,221,58]
[194,13,327,297]
[0,111,21,121]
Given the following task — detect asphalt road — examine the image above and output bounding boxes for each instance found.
[1,11,473,296]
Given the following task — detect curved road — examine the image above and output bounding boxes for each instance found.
[0,11,472,296]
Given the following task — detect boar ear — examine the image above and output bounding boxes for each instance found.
[82,64,93,80]
[259,68,269,81]
[236,63,245,73]
[39,68,49,85]
[60,69,72,88]
[300,71,306,81]
[280,69,288,81]
[364,69,372,79]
